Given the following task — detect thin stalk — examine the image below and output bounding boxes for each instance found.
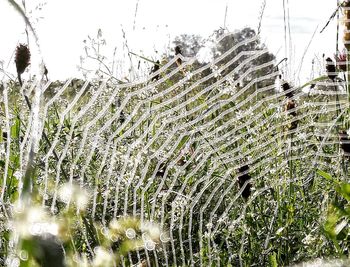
[19,79,69,182]
[197,131,234,180]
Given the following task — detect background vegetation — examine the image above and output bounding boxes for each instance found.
[1,1,350,266]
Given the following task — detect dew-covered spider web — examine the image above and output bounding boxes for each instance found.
[1,31,349,266]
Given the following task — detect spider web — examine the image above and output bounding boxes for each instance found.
[1,31,348,266]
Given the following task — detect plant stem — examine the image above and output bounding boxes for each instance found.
[19,77,69,182]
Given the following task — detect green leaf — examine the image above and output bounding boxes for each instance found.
[176,135,190,151]
[269,252,278,267]
[316,170,334,182]
[339,182,350,202]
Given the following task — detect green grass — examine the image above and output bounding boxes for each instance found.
[1,66,350,266]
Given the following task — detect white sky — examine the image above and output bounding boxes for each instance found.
[0,0,338,84]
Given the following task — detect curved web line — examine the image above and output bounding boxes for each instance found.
[1,31,348,265]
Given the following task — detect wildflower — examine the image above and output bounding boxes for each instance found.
[141,221,161,242]
[185,71,193,81]
[58,183,89,211]
[15,44,30,86]
[335,50,347,72]
[93,247,114,267]
[177,145,195,166]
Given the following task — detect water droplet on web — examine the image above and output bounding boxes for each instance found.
[125,228,136,239]
[145,240,156,250]
[13,171,22,180]
[160,232,170,243]
[19,250,28,261]
[101,227,109,236]
[142,232,150,242]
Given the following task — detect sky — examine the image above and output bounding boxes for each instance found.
[0,0,338,84]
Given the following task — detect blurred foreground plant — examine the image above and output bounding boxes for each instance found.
[317,170,350,252]
[7,182,167,267]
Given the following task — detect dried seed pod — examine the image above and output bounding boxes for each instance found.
[119,111,126,124]
[156,163,167,177]
[281,82,294,98]
[339,131,350,155]
[326,57,337,81]
[15,44,31,87]
[44,65,49,81]
[150,60,160,81]
[175,46,182,55]
[289,120,298,131]
[344,31,350,49]
[284,99,298,130]
[15,44,31,75]
[343,2,350,29]
[175,45,182,66]
[285,99,297,117]
[237,165,251,199]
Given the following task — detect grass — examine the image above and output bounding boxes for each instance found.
[1,2,350,266]
[1,50,350,266]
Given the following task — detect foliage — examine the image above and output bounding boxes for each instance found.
[0,8,350,265]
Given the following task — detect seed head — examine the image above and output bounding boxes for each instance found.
[15,44,31,75]
[285,99,297,117]
[175,46,182,67]
[150,60,160,81]
[175,46,182,55]
[156,162,167,177]
[339,130,350,155]
[281,82,294,98]
[325,57,337,81]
